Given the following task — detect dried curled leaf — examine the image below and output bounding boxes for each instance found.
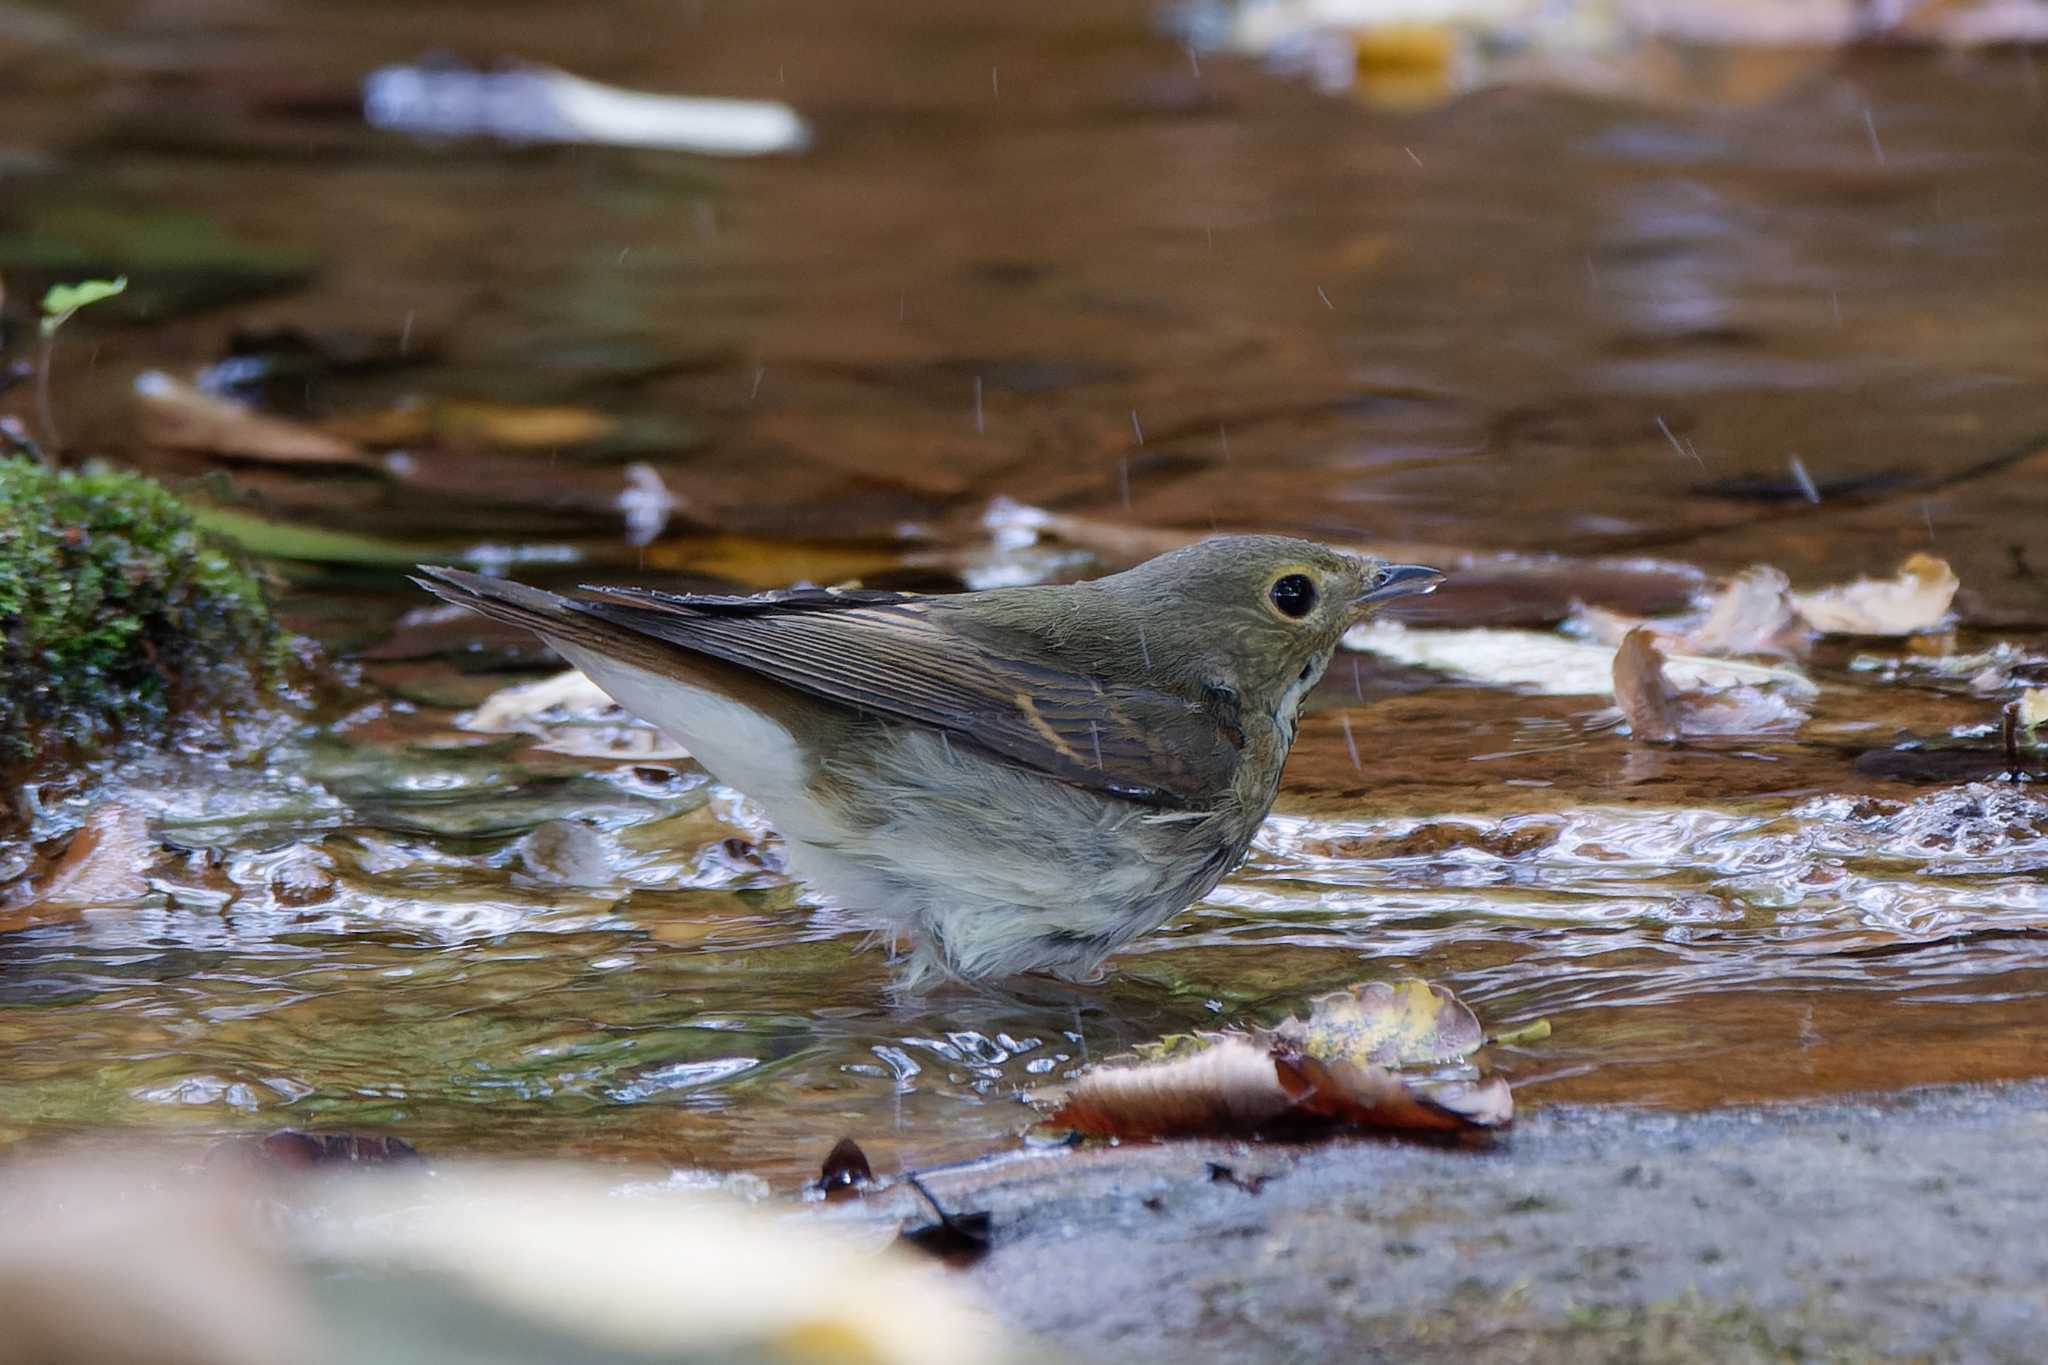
[1791,553,1958,637]
[1572,565,1809,659]
[1047,979,1516,1140]
[1271,979,1482,1068]
[1275,1054,1513,1133]
[1613,629,1685,741]
[1685,565,1811,656]
[1052,1037,1293,1138]
[1613,628,1807,742]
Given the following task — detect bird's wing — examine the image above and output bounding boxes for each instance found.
[570,584,1241,807]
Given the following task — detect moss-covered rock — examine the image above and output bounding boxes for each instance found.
[0,457,283,760]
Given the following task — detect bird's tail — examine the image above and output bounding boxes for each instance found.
[414,565,664,663]
[412,565,577,632]
[413,565,718,679]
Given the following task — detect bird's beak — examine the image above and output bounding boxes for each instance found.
[1354,563,1445,606]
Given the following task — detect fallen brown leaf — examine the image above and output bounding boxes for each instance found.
[1275,1053,1514,1133]
[1612,627,1808,741]
[1612,628,1686,741]
[1791,553,1959,636]
[132,371,368,465]
[1052,1036,1294,1139]
[1047,979,1516,1141]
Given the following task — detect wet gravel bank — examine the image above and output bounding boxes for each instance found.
[884,1082,2048,1363]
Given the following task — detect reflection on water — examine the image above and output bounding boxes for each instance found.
[2,0,2047,1179]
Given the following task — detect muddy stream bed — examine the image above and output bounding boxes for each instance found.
[1,0,2046,1187]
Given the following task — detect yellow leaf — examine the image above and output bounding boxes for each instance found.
[1276,978,1484,1068]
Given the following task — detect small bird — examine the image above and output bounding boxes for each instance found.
[416,538,1441,984]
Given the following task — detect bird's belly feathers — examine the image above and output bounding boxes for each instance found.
[549,645,1260,980]
[816,723,1254,980]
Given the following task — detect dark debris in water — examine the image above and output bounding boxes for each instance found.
[897,1173,993,1267]
[1852,744,2027,786]
[814,1136,875,1201]
[214,1129,424,1170]
[1205,1162,1274,1195]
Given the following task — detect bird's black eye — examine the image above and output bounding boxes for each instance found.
[1268,573,1316,619]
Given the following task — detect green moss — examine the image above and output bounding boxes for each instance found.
[0,457,283,758]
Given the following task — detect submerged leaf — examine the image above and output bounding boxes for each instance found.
[1129,1030,1238,1062]
[897,1210,993,1266]
[1,801,155,930]
[1791,553,1959,636]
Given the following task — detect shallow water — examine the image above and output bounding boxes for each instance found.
[2,0,2046,1181]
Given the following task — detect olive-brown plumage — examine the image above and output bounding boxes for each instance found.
[416,537,1440,983]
